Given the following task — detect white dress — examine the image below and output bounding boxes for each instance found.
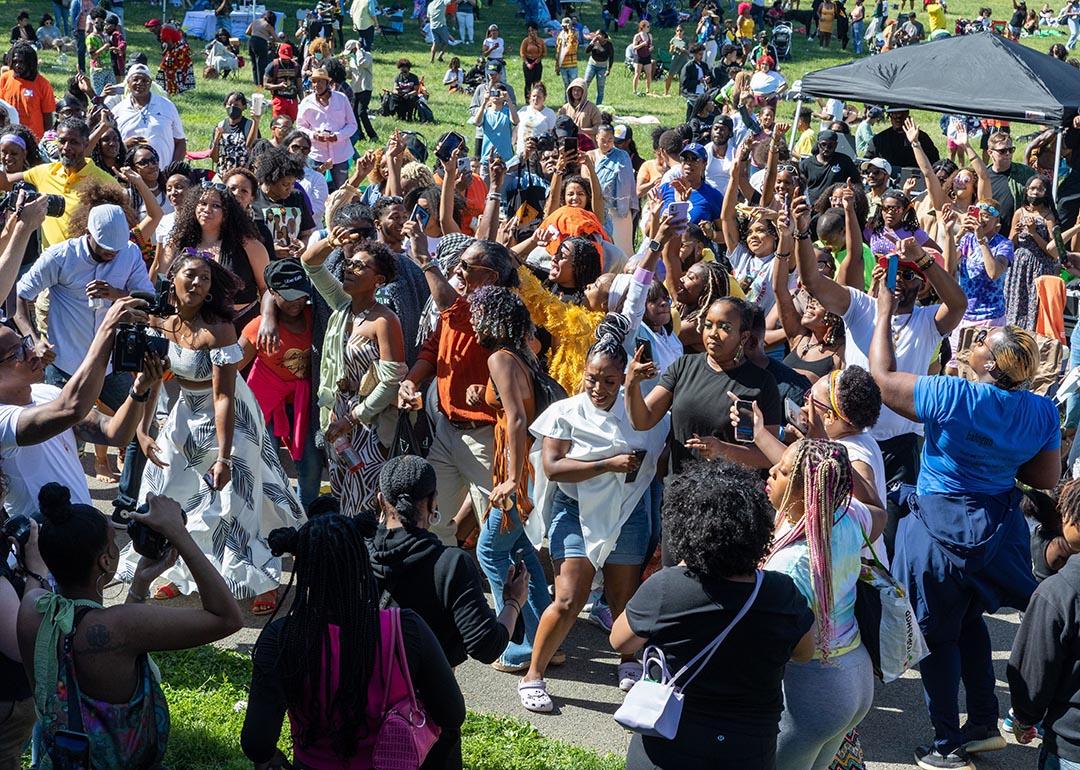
[117,339,305,598]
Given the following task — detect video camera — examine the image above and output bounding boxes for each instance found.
[112,277,174,373]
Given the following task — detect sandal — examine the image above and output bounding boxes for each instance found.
[152,582,181,601]
[518,679,553,713]
[491,657,530,674]
[549,648,567,667]
[251,590,278,615]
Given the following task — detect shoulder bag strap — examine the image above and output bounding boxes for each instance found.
[63,606,95,736]
[670,570,763,689]
[391,607,424,714]
[379,609,397,711]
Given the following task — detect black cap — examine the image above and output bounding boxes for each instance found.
[264,259,311,300]
[554,115,578,139]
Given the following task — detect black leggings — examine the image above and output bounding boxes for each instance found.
[249,36,270,86]
[627,718,777,770]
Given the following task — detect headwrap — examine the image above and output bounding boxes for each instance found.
[537,205,611,257]
[0,134,26,150]
[828,369,850,423]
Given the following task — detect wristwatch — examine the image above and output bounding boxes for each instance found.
[647,239,662,253]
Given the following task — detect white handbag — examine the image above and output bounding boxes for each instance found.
[614,570,763,740]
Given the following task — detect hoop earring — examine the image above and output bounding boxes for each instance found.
[431,507,441,525]
[205,293,213,301]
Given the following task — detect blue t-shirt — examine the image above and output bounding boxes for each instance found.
[480,106,514,164]
[913,375,1059,495]
[658,179,725,225]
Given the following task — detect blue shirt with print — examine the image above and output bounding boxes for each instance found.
[658,179,725,225]
[957,231,1013,321]
[913,375,1059,496]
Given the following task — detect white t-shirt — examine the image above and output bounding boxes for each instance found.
[0,384,92,518]
[728,243,797,316]
[112,94,186,173]
[704,140,736,196]
[841,287,943,440]
[838,431,888,567]
[483,36,505,59]
[155,211,177,246]
[516,105,557,154]
[820,98,845,131]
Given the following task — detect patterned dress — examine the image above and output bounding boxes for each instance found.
[1005,217,1057,331]
[117,339,305,599]
[328,334,387,514]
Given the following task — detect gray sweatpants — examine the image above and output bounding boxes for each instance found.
[776,643,875,770]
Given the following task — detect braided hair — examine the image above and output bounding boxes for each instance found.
[675,262,732,333]
[584,313,631,374]
[378,455,438,527]
[469,285,538,368]
[770,439,853,661]
[867,189,919,234]
[549,237,602,305]
[265,515,379,761]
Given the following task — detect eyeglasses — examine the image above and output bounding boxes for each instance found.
[804,391,834,414]
[459,259,497,275]
[0,335,33,365]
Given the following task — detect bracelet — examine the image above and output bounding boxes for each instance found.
[775,251,792,260]
[214,457,232,469]
[794,229,811,241]
[505,597,522,614]
[129,387,150,403]
[18,568,49,587]
[487,193,503,201]
[421,261,441,273]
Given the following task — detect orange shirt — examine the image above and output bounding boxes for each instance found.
[241,308,313,382]
[0,72,56,139]
[434,173,487,235]
[417,296,496,424]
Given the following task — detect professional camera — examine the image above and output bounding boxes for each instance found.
[112,277,174,373]
[112,499,186,561]
[0,181,65,217]
[2,514,31,550]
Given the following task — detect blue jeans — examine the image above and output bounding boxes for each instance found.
[294,421,324,511]
[852,20,865,53]
[1069,17,1080,49]
[560,66,579,91]
[53,1,70,34]
[476,503,551,667]
[583,63,608,104]
[1042,748,1080,770]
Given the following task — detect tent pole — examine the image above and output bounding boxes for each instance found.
[790,95,803,152]
[1054,127,1064,206]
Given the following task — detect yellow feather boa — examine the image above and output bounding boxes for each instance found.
[517,266,605,395]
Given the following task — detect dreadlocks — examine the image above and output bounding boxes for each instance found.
[676,262,734,333]
[549,237,602,306]
[770,439,853,662]
[266,515,380,761]
[470,285,538,368]
[585,313,631,373]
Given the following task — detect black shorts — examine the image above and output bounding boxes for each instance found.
[636,54,652,65]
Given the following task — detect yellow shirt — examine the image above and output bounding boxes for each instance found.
[22,159,118,247]
[737,15,755,38]
[794,128,817,158]
[927,4,946,32]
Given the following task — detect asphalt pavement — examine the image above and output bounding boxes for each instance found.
[87,459,1041,770]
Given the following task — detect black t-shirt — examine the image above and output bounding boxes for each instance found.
[866,126,940,170]
[625,567,814,727]
[252,188,316,244]
[798,152,861,205]
[587,39,615,65]
[986,164,1031,231]
[765,358,811,409]
[659,354,782,472]
[216,116,254,171]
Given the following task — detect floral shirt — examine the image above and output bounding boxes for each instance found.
[957,232,1014,321]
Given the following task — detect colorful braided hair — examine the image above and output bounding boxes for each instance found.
[770,439,853,661]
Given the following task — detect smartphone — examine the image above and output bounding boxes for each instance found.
[784,397,807,433]
[635,339,653,364]
[457,156,472,172]
[967,204,981,219]
[411,204,431,229]
[54,730,91,768]
[624,448,649,483]
[435,131,465,163]
[561,135,579,153]
[885,253,899,291]
[735,399,755,443]
[665,200,690,220]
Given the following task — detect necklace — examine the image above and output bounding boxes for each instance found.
[346,301,377,337]
[799,334,830,357]
[172,316,200,347]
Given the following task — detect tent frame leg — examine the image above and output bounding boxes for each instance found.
[1053,127,1064,206]
[790,96,804,152]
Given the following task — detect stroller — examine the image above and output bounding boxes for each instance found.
[771,22,793,60]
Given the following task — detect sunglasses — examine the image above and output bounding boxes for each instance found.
[881,204,905,213]
[133,157,158,167]
[898,268,919,282]
[459,259,497,275]
[804,391,833,414]
[344,258,374,274]
[378,195,404,205]
[974,328,989,346]
[201,180,229,193]
[0,335,33,365]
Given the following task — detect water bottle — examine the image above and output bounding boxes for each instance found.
[333,437,364,473]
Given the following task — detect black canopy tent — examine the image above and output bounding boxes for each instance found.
[795,32,1080,125]
[790,33,1080,198]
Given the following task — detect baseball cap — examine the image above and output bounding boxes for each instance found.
[265,259,312,300]
[105,12,120,24]
[144,17,162,28]
[613,124,628,141]
[679,142,708,162]
[817,129,839,143]
[866,105,885,119]
[278,43,295,59]
[486,60,501,73]
[554,115,578,139]
[861,157,893,175]
[488,23,499,30]
[126,63,152,81]
[87,205,131,253]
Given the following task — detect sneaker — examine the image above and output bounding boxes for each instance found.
[618,661,643,692]
[589,603,613,633]
[960,723,1007,754]
[1003,709,1044,739]
[914,744,976,770]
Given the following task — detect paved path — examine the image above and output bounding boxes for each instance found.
[87,462,1039,770]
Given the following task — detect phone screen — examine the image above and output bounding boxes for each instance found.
[784,397,806,433]
[411,204,431,229]
[885,253,899,291]
[636,339,653,364]
[735,400,755,443]
[436,132,464,162]
[561,136,579,153]
[1054,226,1069,262]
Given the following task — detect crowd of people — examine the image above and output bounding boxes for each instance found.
[2,0,1080,770]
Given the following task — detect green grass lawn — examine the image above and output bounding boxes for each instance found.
[156,646,625,769]
[25,0,1068,159]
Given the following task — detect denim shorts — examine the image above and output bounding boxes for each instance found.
[549,487,652,565]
